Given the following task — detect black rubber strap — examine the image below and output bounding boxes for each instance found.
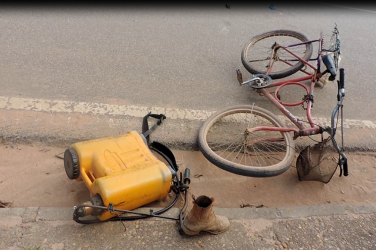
[142,112,166,145]
[141,112,178,172]
[150,141,179,172]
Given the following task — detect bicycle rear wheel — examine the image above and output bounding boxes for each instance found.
[198,105,295,177]
[241,30,313,79]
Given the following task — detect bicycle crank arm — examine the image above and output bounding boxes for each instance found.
[236,69,261,86]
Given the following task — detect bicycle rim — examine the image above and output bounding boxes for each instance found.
[198,105,295,177]
[241,30,313,79]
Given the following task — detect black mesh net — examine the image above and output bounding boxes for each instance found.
[296,137,339,183]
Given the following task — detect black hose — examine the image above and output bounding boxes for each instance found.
[179,190,188,231]
[73,191,181,224]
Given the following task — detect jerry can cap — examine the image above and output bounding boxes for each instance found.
[64,148,80,180]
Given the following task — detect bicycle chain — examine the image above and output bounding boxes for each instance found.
[301,94,314,110]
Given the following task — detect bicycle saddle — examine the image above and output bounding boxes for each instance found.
[322,54,337,78]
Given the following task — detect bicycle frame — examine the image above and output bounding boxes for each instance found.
[247,38,327,139]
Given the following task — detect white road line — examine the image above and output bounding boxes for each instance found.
[0,96,214,121]
[0,96,375,129]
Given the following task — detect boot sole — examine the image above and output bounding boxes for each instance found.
[181,225,230,236]
[181,225,200,236]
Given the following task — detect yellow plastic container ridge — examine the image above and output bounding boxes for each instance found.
[67,131,174,221]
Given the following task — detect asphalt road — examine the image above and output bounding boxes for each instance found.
[0,3,375,122]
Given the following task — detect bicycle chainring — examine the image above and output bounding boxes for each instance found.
[248,74,272,89]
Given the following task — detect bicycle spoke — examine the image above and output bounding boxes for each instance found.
[250,140,284,166]
[232,143,245,163]
[257,142,286,162]
[221,142,244,163]
[211,132,247,150]
[250,143,267,167]
[248,57,270,63]
[208,134,246,161]
[208,134,244,151]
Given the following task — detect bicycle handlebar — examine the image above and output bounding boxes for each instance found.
[339,68,348,176]
[331,67,348,177]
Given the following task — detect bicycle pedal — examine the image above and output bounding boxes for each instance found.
[318,74,330,87]
[236,69,243,85]
[315,81,325,89]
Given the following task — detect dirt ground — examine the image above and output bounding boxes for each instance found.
[1,142,376,210]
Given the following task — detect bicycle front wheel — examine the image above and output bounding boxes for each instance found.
[198,105,295,177]
[241,30,313,79]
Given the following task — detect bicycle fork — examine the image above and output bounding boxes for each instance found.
[331,68,348,176]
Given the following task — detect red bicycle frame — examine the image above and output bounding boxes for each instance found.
[248,38,326,139]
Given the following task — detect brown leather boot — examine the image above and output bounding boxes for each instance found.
[182,195,230,235]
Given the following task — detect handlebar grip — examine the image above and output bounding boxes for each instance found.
[183,168,191,184]
[343,159,348,176]
[339,68,345,89]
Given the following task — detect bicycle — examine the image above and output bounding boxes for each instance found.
[198,25,348,182]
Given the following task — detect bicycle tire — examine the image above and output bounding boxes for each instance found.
[241,30,313,79]
[198,105,295,177]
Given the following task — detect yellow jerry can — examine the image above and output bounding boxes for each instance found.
[64,130,173,221]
